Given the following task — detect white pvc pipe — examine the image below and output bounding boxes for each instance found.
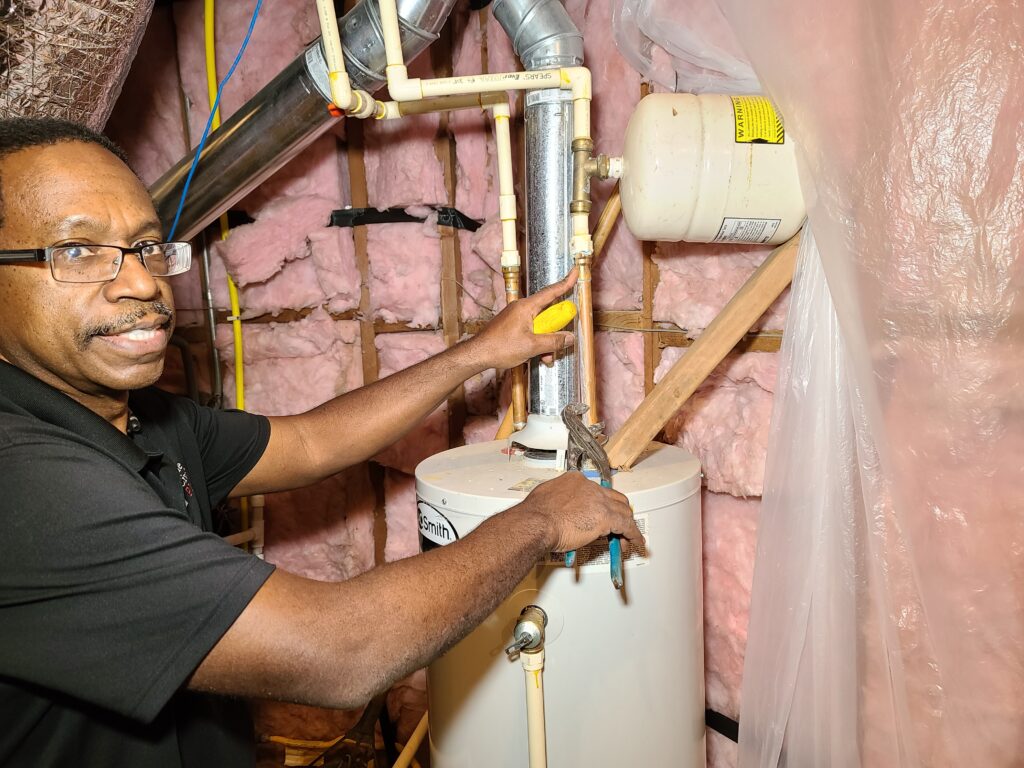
[492,100,520,270]
[377,0,409,86]
[521,650,547,768]
[315,0,378,118]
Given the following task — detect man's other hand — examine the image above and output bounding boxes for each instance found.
[513,471,644,553]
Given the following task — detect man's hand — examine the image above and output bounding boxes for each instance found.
[512,471,644,553]
[466,268,578,370]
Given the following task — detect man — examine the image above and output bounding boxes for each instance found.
[0,118,640,767]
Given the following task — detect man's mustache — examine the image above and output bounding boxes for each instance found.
[78,301,175,346]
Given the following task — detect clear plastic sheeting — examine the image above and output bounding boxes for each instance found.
[611,0,759,94]
[706,0,1024,765]
[0,0,153,129]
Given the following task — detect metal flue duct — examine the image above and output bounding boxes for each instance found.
[491,0,584,420]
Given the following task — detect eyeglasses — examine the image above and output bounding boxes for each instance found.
[0,242,192,284]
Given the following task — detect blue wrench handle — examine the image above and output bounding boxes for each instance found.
[609,535,623,589]
[601,478,624,589]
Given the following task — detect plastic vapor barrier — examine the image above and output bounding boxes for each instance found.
[612,0,760,94]
[0,0,153,128]
[699,0,1024,765]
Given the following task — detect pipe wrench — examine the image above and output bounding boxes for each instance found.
[561,403,623,589]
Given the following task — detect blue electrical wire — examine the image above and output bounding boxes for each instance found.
[167,0,264,241]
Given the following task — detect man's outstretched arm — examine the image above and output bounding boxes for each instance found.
[231,271,577,497]
[188,472,641,709]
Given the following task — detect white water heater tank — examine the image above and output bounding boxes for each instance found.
[620,93,805,244]
[416,440,705,767]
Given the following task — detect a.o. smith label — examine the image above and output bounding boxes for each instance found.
[418,501,459,551]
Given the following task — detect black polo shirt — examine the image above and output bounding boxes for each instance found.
[0,360,276,767]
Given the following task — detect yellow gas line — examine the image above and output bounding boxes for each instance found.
[205,0,249,536]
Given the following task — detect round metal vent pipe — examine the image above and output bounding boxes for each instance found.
[491,0,583,419]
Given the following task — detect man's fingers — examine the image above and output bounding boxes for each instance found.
[619,520,645,546]
[528,267,579,308]
[543,331,574,350]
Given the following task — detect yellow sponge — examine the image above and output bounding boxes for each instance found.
[533,300,578,334]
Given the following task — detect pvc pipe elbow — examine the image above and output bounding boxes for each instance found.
[386,67,424,101]
[561,66,592,99]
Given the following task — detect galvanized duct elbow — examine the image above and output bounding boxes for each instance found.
[491,0,583,70]
[0,0,154,129]
[149,0,457,241]
[492,0,583,420]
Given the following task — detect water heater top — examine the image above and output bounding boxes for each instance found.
[415,440,701,518]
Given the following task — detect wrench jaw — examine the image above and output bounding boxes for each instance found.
[561,403,612,482]
[561,403,624,589]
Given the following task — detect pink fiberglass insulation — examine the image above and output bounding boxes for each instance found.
[708,730,739,768]
[464,414,501,444]
[464,365,499,417]
[702,490,759,721]
[384,469,419,563]
[172,0,320,143]
[367,223,442,327]
[263,464,375,583]
[656,349,777,497]
[595,331,644,434]
[459,209,506,323]
[653,240,789,332]
[213,249,331,319]
[373,333,450,474]
[565,0,644,311]
[213,134,360,313]
[106,6,187,186]
[452,7,497,222]
[364,56,448,327]
[212,194,338,286]
[216,309,362,414]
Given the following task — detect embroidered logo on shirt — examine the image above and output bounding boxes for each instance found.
[177,462,194,499]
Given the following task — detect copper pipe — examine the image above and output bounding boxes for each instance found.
[503,266,528,430]
[574,253,598,425]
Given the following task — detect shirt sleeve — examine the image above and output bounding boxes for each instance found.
[0,421,275,723]
[173,398,271,506]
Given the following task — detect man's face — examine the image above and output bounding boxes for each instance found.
[0,141,176,401]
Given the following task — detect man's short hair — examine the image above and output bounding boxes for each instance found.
[0,117,131,229]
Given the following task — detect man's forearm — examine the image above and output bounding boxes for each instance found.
[190,499,555,709]
[275,338,488,486]
[318,502,553,705]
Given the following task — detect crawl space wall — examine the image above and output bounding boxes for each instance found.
[106,2,788,765]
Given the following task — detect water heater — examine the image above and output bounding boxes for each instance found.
[416,440,706,767]
[620,93,805,244]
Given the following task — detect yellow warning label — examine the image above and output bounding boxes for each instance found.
[731,96,785,144]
